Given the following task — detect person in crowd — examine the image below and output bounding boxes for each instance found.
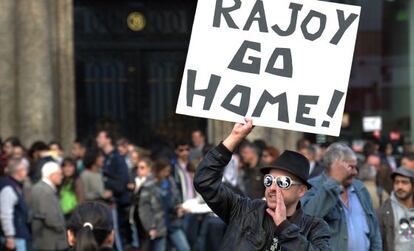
[377,167,414,251]
[189,130,211,162]
[96,130,131,247]
[12,144,26,159]
[380,143,398,172]
[49,141,64,164]
[0,137,21,176]
[358,163,389,209]
[302,142,382,251]
[261,146,280,166]
[139,160,190,251]
[296,138,311,151]
[127,157,152,249]
[401,153,414,170]
[67,202,115,251]
[239,141,264,199]
[171,141,197,247]
[129,149,141,176]
[366,153,393,194]
[72,139,87,173]
[80,148,112,202]
[117,138,134,170]
[0,158,31,251]
[172,141,195,202]
[31,161,68,251]
[299,144,324,179]
[28,141,53,184]
[60,158,84,220]
[194,118,331,250]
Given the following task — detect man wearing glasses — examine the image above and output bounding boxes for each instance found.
[194,118,331,251]
[301,143,382,251]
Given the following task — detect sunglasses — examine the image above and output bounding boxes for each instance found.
[263,174,302,189]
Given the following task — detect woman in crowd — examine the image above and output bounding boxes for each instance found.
[139,159,190,251]
[67,202,115,251]
[60,157,84,219]
[80,148,112,202]
[261,146,280,165]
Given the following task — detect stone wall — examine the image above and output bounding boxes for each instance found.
[0,0,75,152]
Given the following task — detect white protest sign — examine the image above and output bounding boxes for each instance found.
[176,0,361,136]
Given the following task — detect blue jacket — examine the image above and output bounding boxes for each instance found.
[0,176,31,240]
[301,173,382,251]
[102,150,130,206]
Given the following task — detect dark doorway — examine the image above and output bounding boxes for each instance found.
[74,0,205,146]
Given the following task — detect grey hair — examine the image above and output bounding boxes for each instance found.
[6,157,29,175]
[323,143,356,169]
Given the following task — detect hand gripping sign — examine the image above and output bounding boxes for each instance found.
[176,0,361,136]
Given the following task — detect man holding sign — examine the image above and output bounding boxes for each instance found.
[194,118,330,250]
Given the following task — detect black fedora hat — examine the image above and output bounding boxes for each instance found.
[260,150,311,189]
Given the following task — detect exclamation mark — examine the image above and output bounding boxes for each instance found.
[321,90,345,128]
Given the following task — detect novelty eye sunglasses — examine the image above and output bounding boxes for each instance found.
[263,174,302,189]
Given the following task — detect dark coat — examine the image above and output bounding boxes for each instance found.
[102,150,130,206]
[194,144,331,251]
[377,198,395,251]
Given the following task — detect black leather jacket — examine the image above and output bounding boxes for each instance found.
[194,144,332,251]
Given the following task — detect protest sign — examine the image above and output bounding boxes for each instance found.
[176,0,361,136]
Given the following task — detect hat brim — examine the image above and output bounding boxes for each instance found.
[260,166,312,189]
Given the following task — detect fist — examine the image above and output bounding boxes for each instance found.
[329,160,353,184]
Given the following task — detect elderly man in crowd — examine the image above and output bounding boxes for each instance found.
[31,161,67,251]
[301,143,382,251]
[0,158,31,251]
[377,167,414,251]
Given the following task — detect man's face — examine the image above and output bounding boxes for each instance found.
[176,145,190,159]
[241,146,257,165]
[15,163,28,182]
[13,146,24,159]
[137,160,151,178]
[393,175,414,201]
[341,158,358,187]
[299,148,314,162]
[96,132,109,148]
[3,142,14,157]
[366,155,381,170]
[192,131,204,147]
[117,145,128,156]
[50,169,63,186]
[401,157,414,169]
[265,169,307,210]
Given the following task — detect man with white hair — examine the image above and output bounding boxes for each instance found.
[0,158,30,251]
[301,143,382,251]
[31,161,68,251]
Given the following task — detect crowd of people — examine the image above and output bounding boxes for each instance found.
[0,125,413,251]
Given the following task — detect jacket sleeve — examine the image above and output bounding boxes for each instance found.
[138,186,157,232]
[301,176,342,218]
[0,187,18,236]
[275,217,331,251]
[193,143,250,224]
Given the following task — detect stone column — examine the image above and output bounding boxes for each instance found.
[55,0,76,153]
[0,0,17,138]
[15,0,56,145]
